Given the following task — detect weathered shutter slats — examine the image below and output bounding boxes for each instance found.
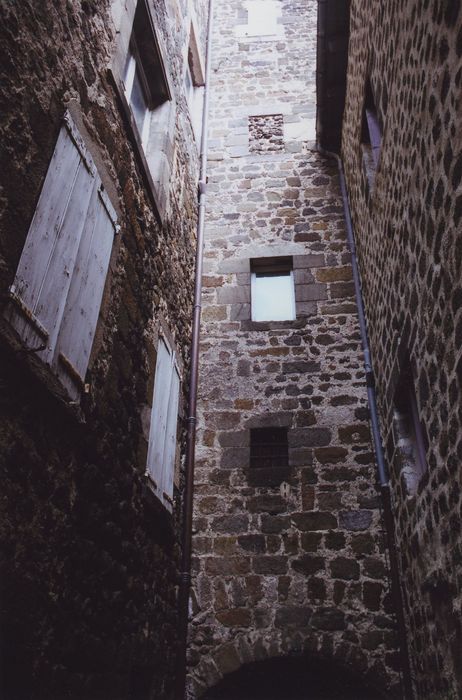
[54,184,115,397]
[34,158,95,364]
[8,127,82,347]
[147,337,173,490]
[162,362,180,503]
[5,112,117,401]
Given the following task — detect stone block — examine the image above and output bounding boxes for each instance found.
[247,495,286,514]
[218,431,249,448]
[325,531,346,550]
[295,284,328,302]
[330,281,356,299]
[205,557,250,576]
[260,514,290,534]
[363,581,383,611]
[211,514,249,534]
[253,555,288,575]
[216,285,250,304]
[289,427,331,447]
[293,254,325,268]
[275,606,312,628]
[292,511,338,531]
[338,424,371,444]
[330,557,360,580]
[314,447,348,464]
[311,608,346,631]
[315,266,353,282]
[230,303,251,321]
[218,258,251,274]
[237,534,266,553]
[289,447,313,467]
[214,644,241,676]
[351,533,375,555]
[301,532,322,552]
[339,510,373,531]
[363,557,387,579]
[220,448,249,469]
[216,608,251,627]
[283,361,321,375]
[292,555,325,575]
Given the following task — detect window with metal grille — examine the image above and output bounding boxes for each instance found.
[248,427,290,486]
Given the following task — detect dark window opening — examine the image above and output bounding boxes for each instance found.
[248,427,289,486]
[393,363,429,495]
[361,78,382,186]
[131,0,170,109]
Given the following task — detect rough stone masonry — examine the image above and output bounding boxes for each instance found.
[188,0,402,697]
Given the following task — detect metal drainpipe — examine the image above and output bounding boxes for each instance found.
[316,145,414,699]
[176,0,214,698]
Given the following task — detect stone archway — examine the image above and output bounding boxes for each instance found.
[200,655,386,700]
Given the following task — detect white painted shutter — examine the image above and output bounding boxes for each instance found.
[6,113,117,399]
[6,121,84,350]
[147,337,174,490]
[54,185,116,397]
[162,362,180,504]
[146,336,180,509]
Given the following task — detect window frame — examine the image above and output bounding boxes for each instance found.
[109,0,174,220]
[250,257,296,322]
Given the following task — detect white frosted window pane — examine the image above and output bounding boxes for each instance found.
[252,272,295,321]
[246,0,281,36]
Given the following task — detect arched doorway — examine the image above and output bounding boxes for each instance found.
[201,656,386,699]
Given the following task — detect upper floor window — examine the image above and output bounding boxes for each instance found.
[4,113,117,400]
[110,0,174,217]
[251,257,295,322]
[361,78,382,185]
[236,0,283,38]
[393,363,429,495]
[146,334,181,511]
[185,20,205,145]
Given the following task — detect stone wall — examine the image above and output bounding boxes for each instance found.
[0,0,206,697]
[188,0,401,697]
[341,1,462,698]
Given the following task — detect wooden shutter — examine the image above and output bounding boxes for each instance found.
[146,335,180,509]
[6,120,85,350]
[162,361,180,504]
[54,185,117,398]
[5,113,117,398]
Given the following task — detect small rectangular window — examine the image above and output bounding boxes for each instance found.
[236,0,283,38]
[250,428,288,469]
[146,335,181,510]
[251,257,295,322]
[361,78,382,184]
[393,363,428,495]
[248,427,289,486]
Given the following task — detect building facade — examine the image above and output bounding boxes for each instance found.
[1,0,461,698]
[341,1,462,698]
[187,0,402,697]
[0,0,207,697]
